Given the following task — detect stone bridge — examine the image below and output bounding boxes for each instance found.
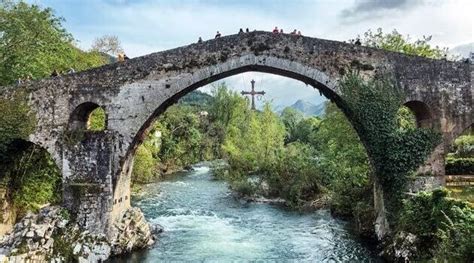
[1,31,472,238]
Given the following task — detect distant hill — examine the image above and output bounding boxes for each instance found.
[276,99,325,117]
[178,90,213,107]
[450,42,473,58]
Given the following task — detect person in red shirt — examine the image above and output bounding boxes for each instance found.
[272,26,279,34]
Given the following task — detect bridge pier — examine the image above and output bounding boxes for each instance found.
[62,131,121,236]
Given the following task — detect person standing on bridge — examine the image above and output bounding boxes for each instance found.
[215,31,221,38]
[197,37,203,43]
[272,26,279,34]
[246,28,250,33]
[118,52,125,62]
[238,28,244,34]
[291,29,297,35]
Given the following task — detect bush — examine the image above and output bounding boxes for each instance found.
[264,142,322,207]
[397,189,474,261]
[445,157,474,175]
[5,143,62,219]
[452,135,474,158]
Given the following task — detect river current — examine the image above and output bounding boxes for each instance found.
[115,163,381,262]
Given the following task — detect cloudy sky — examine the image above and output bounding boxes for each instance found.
[30,0,473,108]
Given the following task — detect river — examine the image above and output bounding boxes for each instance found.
[115,163,381,262]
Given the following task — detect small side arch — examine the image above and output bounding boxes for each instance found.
[403,100,432,128]
[69,102,107,131]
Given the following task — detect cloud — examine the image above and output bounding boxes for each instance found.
[340,0,422,23]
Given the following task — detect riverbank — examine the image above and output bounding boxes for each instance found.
[0,206,157,262]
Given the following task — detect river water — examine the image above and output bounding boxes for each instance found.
[116,163,381,262]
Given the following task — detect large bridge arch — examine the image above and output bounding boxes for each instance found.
[108,55,349,220]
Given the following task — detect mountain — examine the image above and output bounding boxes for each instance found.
[450,42,473,58]
[277,99,325,117]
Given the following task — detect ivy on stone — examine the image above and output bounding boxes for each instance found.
[338,72,441,215]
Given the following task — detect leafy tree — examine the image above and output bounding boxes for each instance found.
[132,145,157,184]
[280,107,304,143]
[0,1,106,86]
[315,103,371,215]
[293,116,321,146]
[0,91,35,159]
[359,28,448,59]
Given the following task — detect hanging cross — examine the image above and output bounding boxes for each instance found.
[241,79,265,110]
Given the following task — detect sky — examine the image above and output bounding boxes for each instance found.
[29,0,473,108]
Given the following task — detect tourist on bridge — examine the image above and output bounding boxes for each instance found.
[246,28,250,33]
[297,31,302,36]
[280,29,284,33]
[238,28,244,34]
[197,37,203,43]
[118,52,125,62]
[272,26,279,34]
[291,29,297,35]
[215,31,221,38]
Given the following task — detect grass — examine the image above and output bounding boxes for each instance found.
[447,186,474,207]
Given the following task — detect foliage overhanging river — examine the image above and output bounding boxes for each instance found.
[114,163,381,262]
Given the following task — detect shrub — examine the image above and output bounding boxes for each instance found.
[397,189,474,261]
[445,157,474,175]
[452,135,474,158]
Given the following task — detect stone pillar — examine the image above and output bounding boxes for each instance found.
[410,143,446,192]
[373,177,390,240]
[62,131,120,236]
[416,144,445,177]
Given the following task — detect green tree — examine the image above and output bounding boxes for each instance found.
[315,103,371,215]
[293,116,321,146]
[359,28,448,59]
[0,1,106,86]
[132,145,157,184]
[280,107,304,143]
